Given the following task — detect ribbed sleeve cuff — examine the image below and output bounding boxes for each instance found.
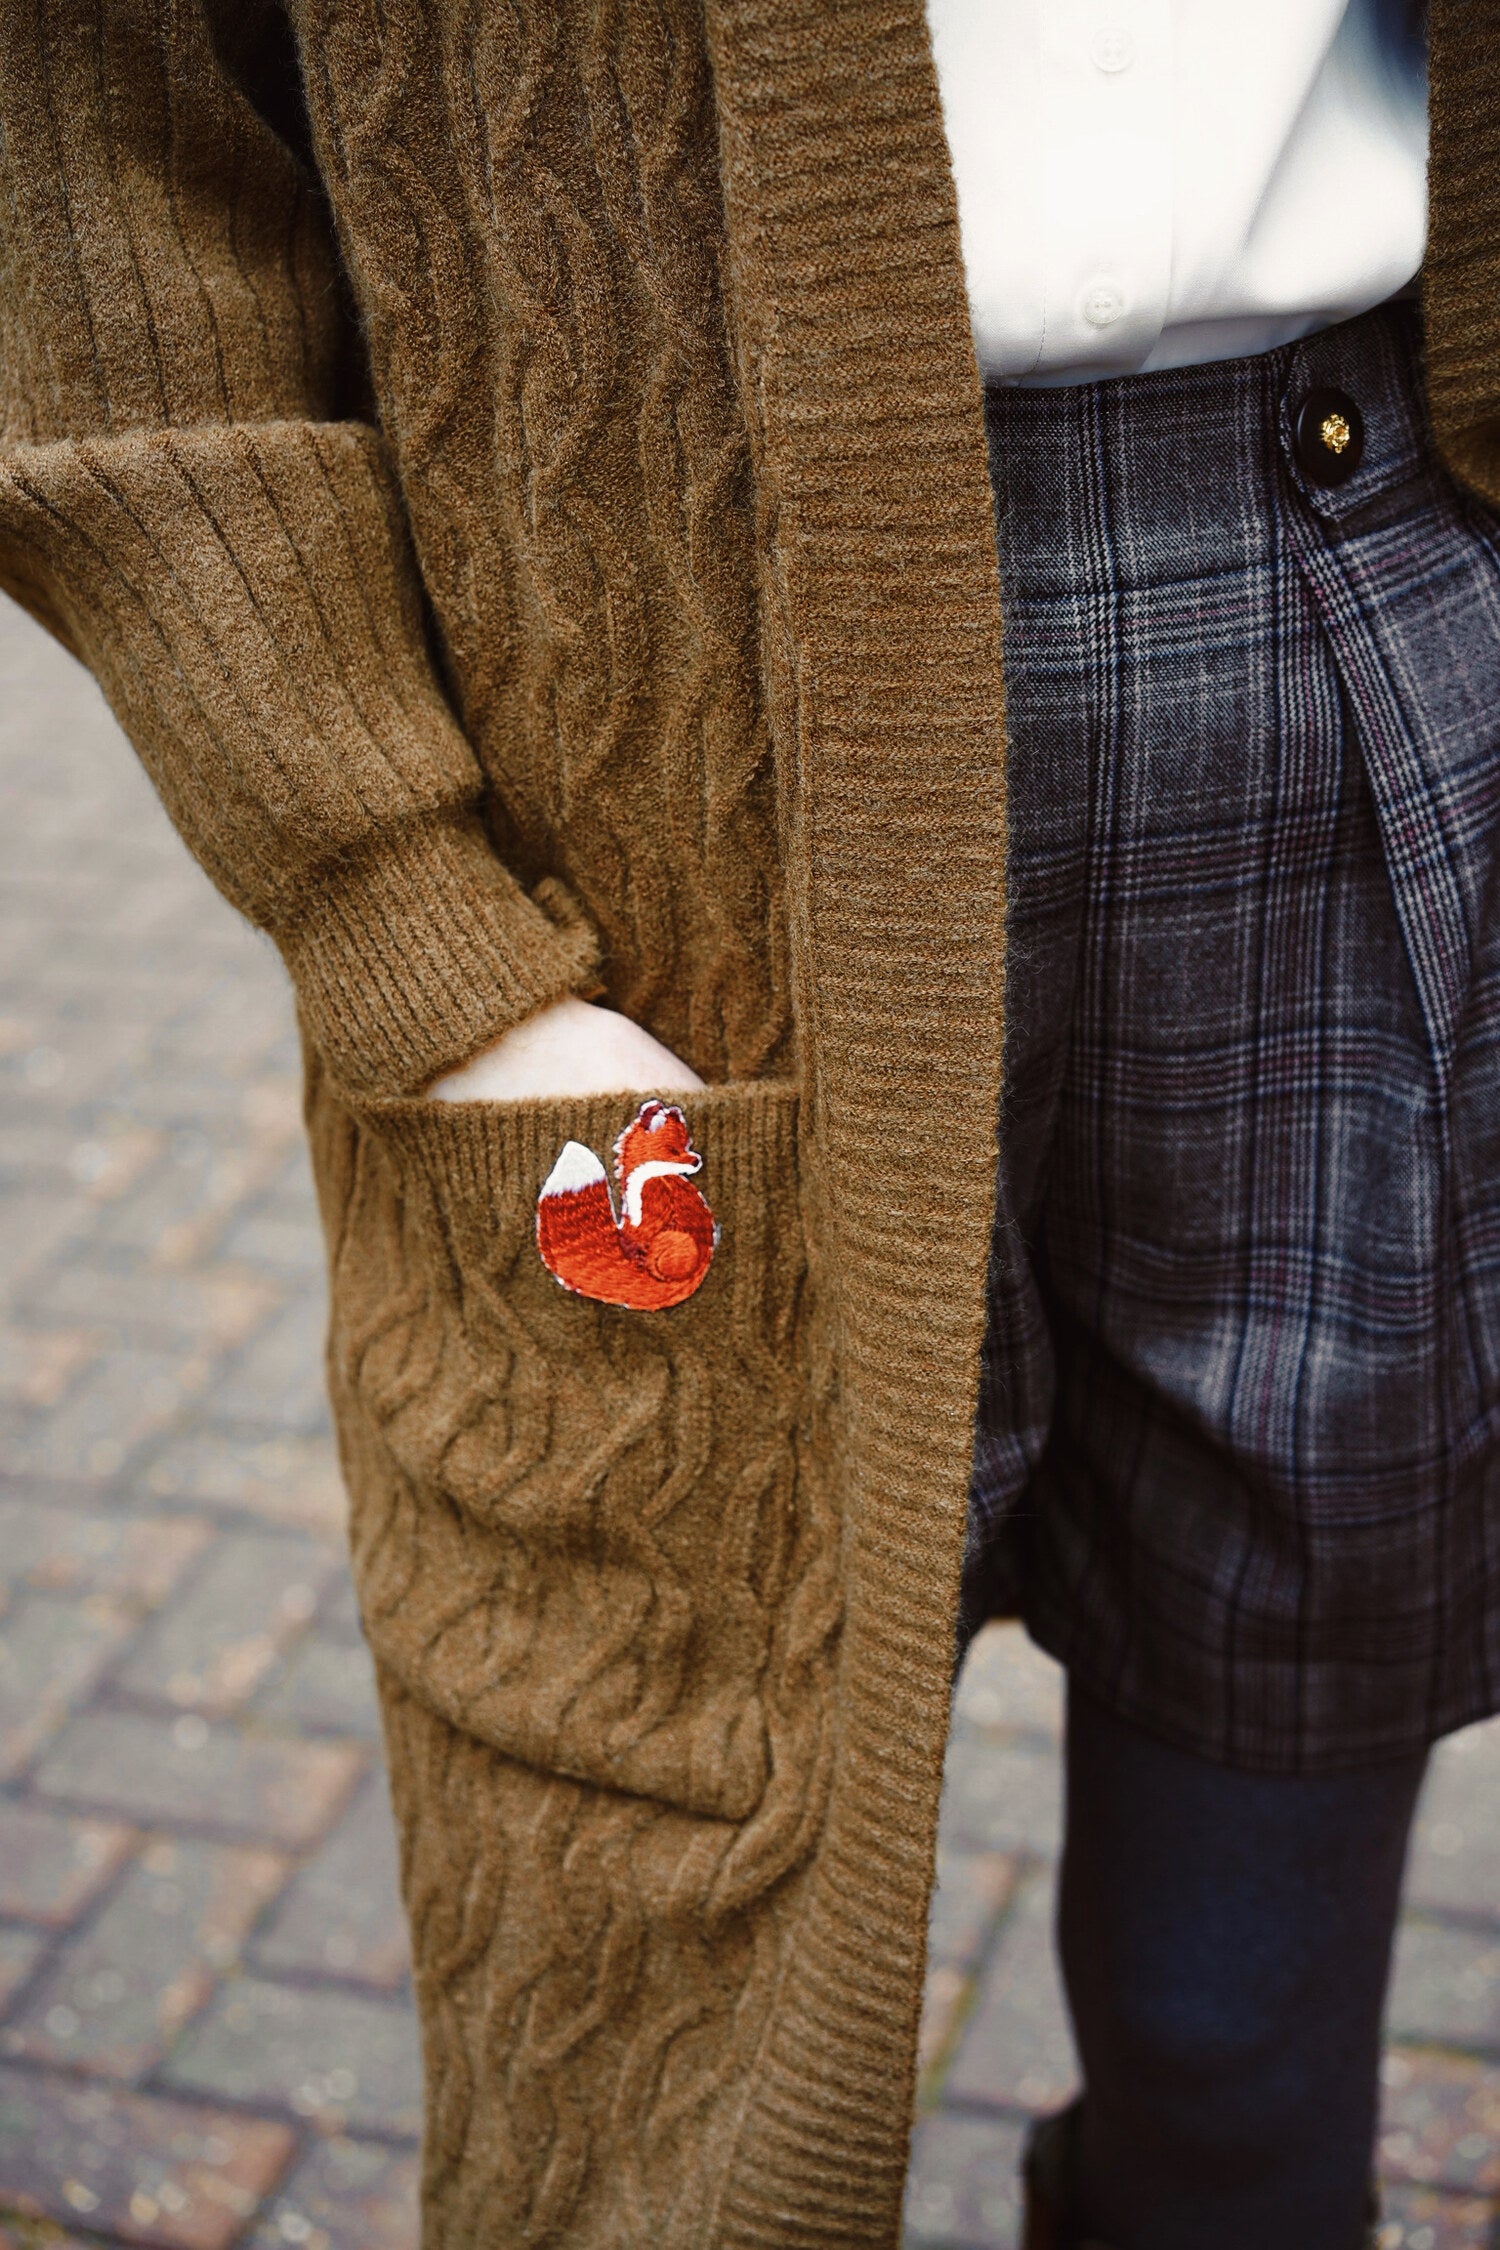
[0,419,603,1100]
[273,812,601,1098]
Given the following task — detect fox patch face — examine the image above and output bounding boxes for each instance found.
[535,1101,718,1310]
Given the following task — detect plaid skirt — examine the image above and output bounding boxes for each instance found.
[967,300,1500,1771]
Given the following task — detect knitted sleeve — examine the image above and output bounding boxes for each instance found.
[0,0,598,1098]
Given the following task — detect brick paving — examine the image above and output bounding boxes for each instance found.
[0,588,1496,2249]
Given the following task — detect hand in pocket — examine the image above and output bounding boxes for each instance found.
[427,995,705,1103]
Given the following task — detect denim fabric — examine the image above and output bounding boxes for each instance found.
[969,301,1500,1767]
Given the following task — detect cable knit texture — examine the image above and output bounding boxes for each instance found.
[0,0,1491,2242]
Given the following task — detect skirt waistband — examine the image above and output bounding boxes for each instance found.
[983,299,1431,589]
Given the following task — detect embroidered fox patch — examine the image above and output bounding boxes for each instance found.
[536,1100,718,1310]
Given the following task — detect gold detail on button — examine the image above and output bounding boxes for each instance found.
[1320,412,1353,456]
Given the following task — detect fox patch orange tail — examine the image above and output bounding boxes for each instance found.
[536,1100,718,1310]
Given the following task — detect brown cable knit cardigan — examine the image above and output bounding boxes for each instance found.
[1,3,1496,2241]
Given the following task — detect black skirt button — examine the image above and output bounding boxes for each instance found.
[1293,387,1365,487]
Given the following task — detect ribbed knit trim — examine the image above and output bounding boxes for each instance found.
[1425,0,1500,496]
[705,3,1008,2241]
[360,1074,795,1211]
[273,812,600,1100]
[0,420,601,1098]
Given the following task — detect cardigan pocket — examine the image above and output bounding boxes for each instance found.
[316,1078,819,1823]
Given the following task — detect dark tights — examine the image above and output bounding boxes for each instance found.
[1059,1682,1427,2250]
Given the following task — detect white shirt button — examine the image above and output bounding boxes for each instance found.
[1082,280,1128,328]
[1089,25,1136,73]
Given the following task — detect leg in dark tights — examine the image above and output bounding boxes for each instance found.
[1058,1682,1427,2250]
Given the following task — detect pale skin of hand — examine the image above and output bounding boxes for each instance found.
[426,995,705,1103]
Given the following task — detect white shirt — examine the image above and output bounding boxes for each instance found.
[925,0,1429,386]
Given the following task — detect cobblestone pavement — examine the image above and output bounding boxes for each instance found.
[0,589,1496,2249]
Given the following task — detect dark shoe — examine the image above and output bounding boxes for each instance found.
[1020,2099,1382,2250]
[1021,2101,1115,2250]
